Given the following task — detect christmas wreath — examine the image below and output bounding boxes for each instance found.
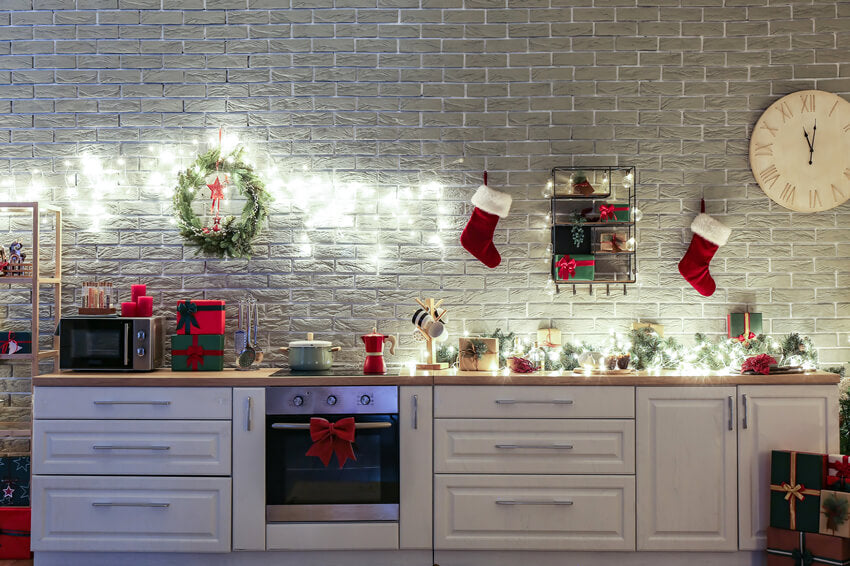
[172,146,270,259]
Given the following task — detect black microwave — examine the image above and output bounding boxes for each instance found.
[58,316,165,371]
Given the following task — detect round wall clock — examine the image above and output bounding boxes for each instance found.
[749,90,850,212]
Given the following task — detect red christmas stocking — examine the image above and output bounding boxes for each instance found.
[460,183,512,268]
[678,199,731,297]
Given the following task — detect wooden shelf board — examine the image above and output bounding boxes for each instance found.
[39,277,61,284]
[0,277,34,285]
[37,349,58,360]
[553,221,635,226]
[0,353,33,360]
[552,193,612,200]
[556,279,637,285]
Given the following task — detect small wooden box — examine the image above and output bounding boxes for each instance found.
[458,337,499,371]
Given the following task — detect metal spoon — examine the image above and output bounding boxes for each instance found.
[236,299,256,369]
[235,298,247,355]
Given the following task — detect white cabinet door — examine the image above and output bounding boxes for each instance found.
[399,386,432,550]
[738,384,839,550]
[232,388,265,551]
[636,387,737,551]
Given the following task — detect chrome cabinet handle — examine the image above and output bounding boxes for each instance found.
[412,394,418,430]
[246,396,253,432]
[742,394,748,429]
[495,399,573,405]
[93,401,171,406]
[495,444,573,450]
[728,395,734,431]
[123,323,129,366]
[92,502,170,508]
[496,499,573,506]
[93,445,170,451]
[271,422,392,430]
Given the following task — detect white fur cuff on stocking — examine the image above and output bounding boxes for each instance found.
[471,184,512,218]
[690,213,731,247]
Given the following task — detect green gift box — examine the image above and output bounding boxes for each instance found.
[171,334,224,372]
[599,202,630,222]
[727,312,763,340]
[770,450,826,533]
[554,254,595,282]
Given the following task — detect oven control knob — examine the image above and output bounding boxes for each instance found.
[326,395,337,406]
[136,347,145,357]
[137,330,146,340]
[292,396,304,407]
[360,395,371,406]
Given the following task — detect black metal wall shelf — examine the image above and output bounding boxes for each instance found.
[549,166,637,296]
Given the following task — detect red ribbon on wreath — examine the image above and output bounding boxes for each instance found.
[305,417,357,468]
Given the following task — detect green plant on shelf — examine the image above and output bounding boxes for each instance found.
[569,211,585,248]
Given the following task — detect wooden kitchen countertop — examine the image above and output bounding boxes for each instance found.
[34,368,840,387]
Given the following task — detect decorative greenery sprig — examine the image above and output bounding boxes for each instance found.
[569,211,586,248]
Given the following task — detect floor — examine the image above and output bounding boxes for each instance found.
[0,560,33,565]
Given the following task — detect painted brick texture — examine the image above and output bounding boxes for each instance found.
[0,0,849,430]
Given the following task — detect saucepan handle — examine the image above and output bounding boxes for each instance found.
[329,346,342,352]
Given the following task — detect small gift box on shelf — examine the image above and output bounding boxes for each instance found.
[767,527,850,566]
[171,334,225,371]
[554,254,595,282]
[820,490,850,538]
[827,455,850,493]
[0,507,31,559]
[0,332,31,355]
[537,328,562,348]
[599,231,629,253]
[770,450,826,533]
[176,299,226,335]
[554,225,592,255]
[458,337,499,371]
[598,203,630,223]
[727,312,763,341]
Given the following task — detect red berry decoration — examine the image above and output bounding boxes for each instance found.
[212,224,220,232]
[202,227,210,234]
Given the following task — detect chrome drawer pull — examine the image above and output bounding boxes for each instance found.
[93,401,171,406]
[495,399,573,405]
[495,444,573,450]
[271,422,392,430]
[92,502,170,508]
[496,499,574,506]
[93,445,171,451]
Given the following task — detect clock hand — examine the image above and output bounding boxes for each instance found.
[803,127,813,151]
[811,120,816,149]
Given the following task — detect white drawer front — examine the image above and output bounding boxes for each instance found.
[34,387,232,420]
[435,474,635,551]
[435,386,634,419]
[435,419,634,474]
[31,475,231,553]
[33,420,231,476]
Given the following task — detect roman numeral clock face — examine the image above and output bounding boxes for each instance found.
[749,90,850,212]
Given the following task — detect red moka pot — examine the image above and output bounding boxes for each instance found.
[361,327,396,374]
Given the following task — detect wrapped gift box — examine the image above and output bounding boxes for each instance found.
[0,507,31,559]
[770,450,826,533]
[171,334,225,371]
[458,337,499,371]
[767,527,850,566]
[600,231,629,253]
[0,457,29,507]
[554,254,595,282]
[176,299,226,335]
[828,455,850,493]
[727,312,763,340]
[537,328,562,348]
[599,202,630,222]
[554,225,591,255]
[631,321,665,337]
[820,490,850,538]
[0,332,31,355]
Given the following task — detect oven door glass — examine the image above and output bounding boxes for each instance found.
[59,319,131,370]
[266,414,400,508]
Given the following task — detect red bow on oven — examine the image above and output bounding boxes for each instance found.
[305,417,357,469]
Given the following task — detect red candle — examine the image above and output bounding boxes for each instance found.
[121,302,137,317]
[137,296,153,317]
[131,284,146,304]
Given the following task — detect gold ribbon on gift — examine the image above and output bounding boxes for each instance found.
[770,452,821,530]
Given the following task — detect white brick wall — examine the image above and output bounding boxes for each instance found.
[0,0,849,424]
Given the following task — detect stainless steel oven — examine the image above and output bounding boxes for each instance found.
[265,386,399,523]
[58,316,165,371]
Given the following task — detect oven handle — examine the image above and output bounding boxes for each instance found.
[271,422,392,430]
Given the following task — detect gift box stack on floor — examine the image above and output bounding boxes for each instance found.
[767,449,850,565]
[0,455,32,559]
[171,299,226,372]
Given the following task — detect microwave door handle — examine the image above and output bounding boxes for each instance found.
[271,422,393,430]
[123,323,130,367]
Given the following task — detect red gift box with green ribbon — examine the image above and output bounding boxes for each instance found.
[171,334,224,371]
[770,450,827,533]
[176,300,226,335]
[598,202,630,223]
[0,332,31,355]
[554,254,595,282]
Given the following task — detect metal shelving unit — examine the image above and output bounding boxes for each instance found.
[549,166,636,295]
